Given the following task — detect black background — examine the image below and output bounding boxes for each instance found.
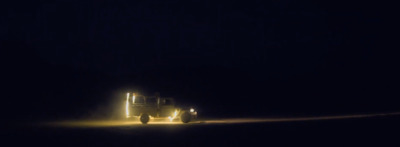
[2,0,399,122]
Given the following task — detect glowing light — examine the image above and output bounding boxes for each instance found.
[126,93,130,118]
[132,95,135,103]
[190,108,195,112]
[169,109,179,122]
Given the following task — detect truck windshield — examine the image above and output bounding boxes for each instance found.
[134,96,145,104]
[163,99,173,105]
[146,97,157,105]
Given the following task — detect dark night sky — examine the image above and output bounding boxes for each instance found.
[2,0,399,120]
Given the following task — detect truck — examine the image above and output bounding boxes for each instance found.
[125,93,197,124]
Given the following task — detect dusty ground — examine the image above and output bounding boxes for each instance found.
[3,112,400,147]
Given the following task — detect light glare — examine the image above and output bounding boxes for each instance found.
[168,110,179,122]
[126,93,130,117]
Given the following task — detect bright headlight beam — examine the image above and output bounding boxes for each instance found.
[39,112,400,127]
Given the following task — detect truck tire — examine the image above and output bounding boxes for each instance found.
[181,112,191,123]
[140,114,150,124]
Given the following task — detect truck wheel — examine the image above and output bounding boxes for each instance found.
[140,114,150,124]
[181,112,191,123]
